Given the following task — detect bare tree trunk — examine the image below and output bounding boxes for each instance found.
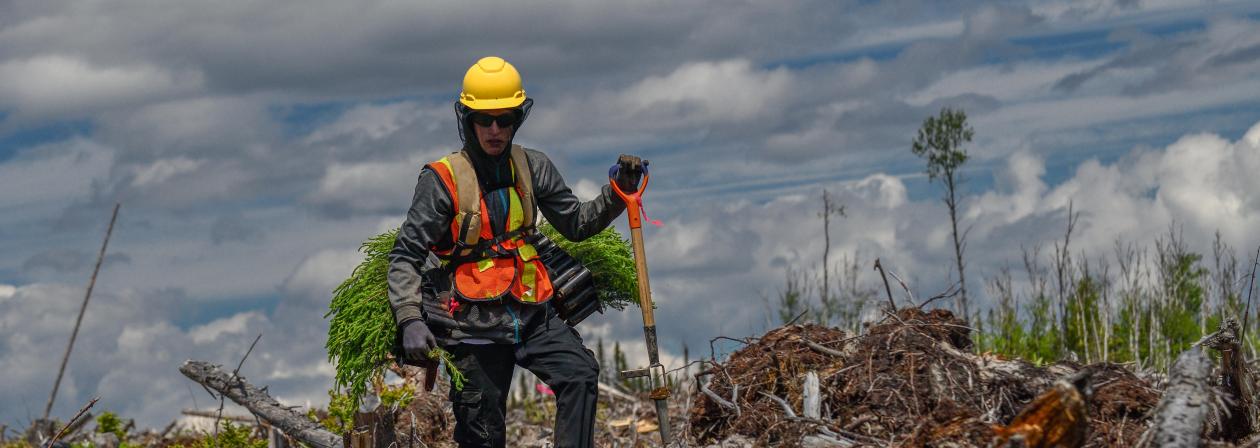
[945,174,968,320]
[179,360,341,448]
[822,189,831,322]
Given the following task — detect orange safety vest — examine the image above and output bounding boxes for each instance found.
[427,145,554,304]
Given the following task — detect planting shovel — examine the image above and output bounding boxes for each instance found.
[609,162,672,446]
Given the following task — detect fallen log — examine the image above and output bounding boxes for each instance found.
[179,360,340,448]
[1141,347,1212,448]
[180,409,256,423]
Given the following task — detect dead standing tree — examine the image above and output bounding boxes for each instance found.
[818,189,845,323]
[44,203,120,423]
[912,108,973,319]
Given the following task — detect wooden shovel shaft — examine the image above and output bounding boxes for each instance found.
[628,226,672,444]
[631,227,656,328]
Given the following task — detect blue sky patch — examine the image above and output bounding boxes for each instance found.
[0,120,93,163]
[271,102,353,138]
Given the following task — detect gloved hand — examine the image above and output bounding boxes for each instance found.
[614,154,647,192]
[400,319,437,362]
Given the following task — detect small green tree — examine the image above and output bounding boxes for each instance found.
[912,107,974,319]
[776,268,811,325]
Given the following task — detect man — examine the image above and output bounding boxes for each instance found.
[387,56,644,448]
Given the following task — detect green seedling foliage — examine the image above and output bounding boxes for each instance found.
[327,224,635,405]
[379,382,416,410]
[325,230,400,405]
[174,422,266,448]
[95,411,125,438]
[325,230,462,405]
[90,411,143,448]
[312,388,356,435]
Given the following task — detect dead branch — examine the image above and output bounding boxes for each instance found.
[1245,245,1260,340]
[802,338,846,358]
[180,360,339,448]
[598,382,638,402]
[916,283,960,309]
[887,269,917,306]
[874,258,897,311]
[758,391,797,418]
[700,381,740,416]
[45,396,98,448]
[59,411,94,439]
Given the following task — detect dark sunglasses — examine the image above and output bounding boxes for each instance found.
[469,111,520,128]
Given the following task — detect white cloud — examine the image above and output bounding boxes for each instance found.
[572,178,602,201]
[906,60,1101,106]
[974,77,1260,138]
[619,59,793,125]
[850,173,909,209]
[131,157,205,187]
[281,248,363,300]
[189,311,266,344]
[842,20,965,49]
[307,159,422,213]
[0,55,201,118]
[968,150,1048,224]
[0,284,15,300]
[303,102,426,144]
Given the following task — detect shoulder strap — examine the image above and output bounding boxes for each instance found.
[509,145,536,228]
[445,152,482,253]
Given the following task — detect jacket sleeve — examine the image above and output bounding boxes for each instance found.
[388,167,454,327]
[529,149,626,242]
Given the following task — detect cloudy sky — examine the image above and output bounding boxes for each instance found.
[4,0,1260,429]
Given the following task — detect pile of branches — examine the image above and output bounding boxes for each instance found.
[687,307,1256,447]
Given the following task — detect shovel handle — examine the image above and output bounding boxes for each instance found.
[609,162,650,229]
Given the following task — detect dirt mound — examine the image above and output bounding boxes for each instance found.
[689,308,1162,447]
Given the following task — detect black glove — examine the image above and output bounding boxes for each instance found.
[614,154,647,192]
[400,319,437,362]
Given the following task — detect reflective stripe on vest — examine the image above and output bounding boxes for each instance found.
[427,145,553,304]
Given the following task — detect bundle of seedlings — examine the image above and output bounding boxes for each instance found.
[324,223,638,406]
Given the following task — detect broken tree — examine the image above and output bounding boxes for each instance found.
[179,360,340,448]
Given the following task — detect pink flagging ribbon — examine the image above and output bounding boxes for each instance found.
[535,383,555,396]
[637,196,664,227]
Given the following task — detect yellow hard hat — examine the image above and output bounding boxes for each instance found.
[459,56,527,110]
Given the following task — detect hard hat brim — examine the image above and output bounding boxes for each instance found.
[459,95,526,110]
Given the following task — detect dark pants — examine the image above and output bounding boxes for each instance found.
[446,314,599,448]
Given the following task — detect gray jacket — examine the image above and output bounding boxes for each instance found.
[388,147,625,344]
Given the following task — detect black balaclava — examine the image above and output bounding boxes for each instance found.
[455,99,534,232]
[455,99,533,193]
